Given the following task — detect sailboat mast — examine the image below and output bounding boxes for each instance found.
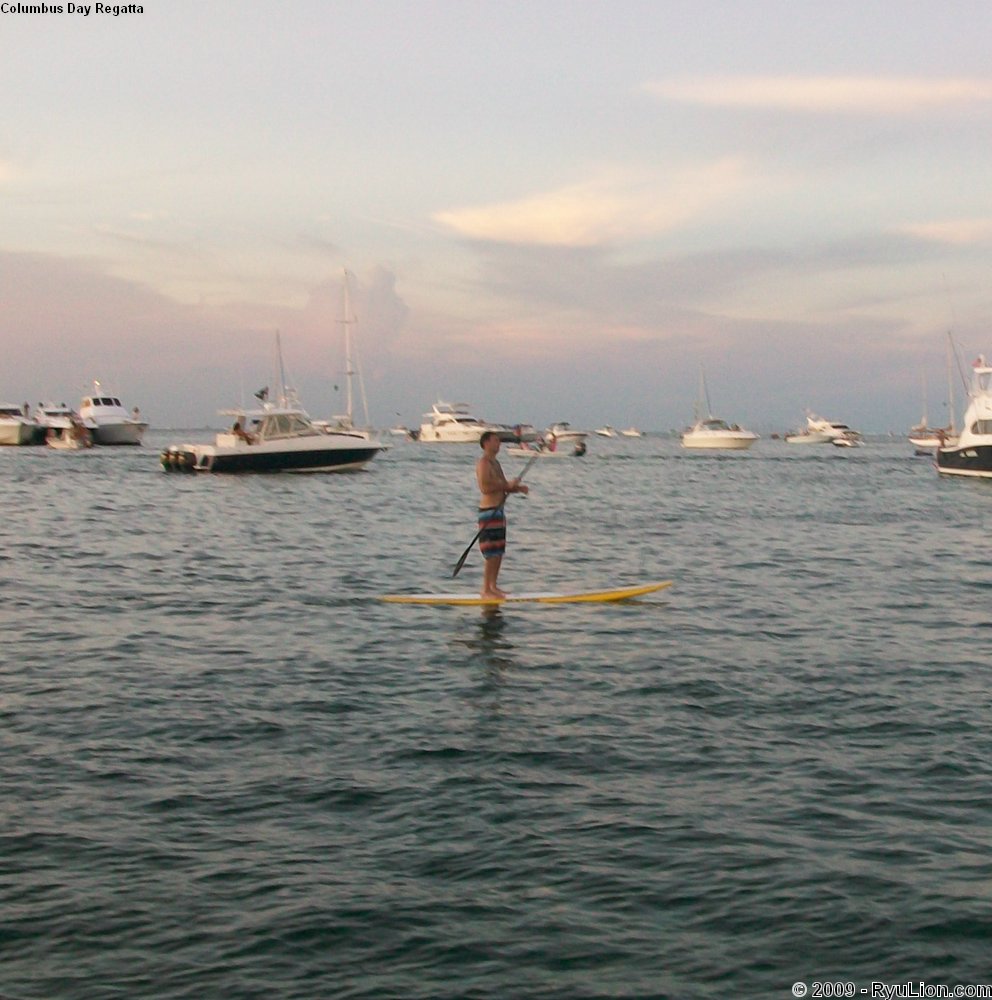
[342,271,354,424]
[697,365,713,420]
[946,330,956,434]
[339,269,371,428]
[276,330,288,407]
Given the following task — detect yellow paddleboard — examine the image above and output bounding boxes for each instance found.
[380,581,673,606]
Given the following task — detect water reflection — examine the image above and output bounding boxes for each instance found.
[451,607,519,675]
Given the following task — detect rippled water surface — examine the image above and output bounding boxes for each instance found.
[3,432,991,999]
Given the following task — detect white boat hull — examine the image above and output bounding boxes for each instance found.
[419,424,486,443]
[89,421,148,446]
[682,433,757,450]
[785,432,833,444]
[0,422,42,446]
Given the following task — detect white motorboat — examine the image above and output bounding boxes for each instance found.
[620,427,643,437]
[681,367,758,450]
[682,417,759,450]
[545,421,589,445]
[936,354,992,478]
[785,412,860,446]
[594,425,617,438]
[0,403,43,446]
[418,400,513,443]
[162,337,385,473]
[35,402,93,449]
[506,436,587,458]
[79,383,147,445]
[161,400,383,473]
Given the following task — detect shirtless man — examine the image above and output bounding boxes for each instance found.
[476,430,529,599]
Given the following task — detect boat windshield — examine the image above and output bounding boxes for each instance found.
[257,413,316,440]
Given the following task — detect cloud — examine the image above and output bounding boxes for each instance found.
[433,160,750,247]
[642,77,992,115]
[0,159,13,183]
[901,218,992,245]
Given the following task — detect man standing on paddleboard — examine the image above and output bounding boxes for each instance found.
[476,431,529,599]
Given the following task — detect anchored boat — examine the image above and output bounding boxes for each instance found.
[936,354,992,478]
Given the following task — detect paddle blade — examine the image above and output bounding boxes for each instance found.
[451,529,480,577]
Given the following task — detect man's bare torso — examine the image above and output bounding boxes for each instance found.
[476,455,508,508]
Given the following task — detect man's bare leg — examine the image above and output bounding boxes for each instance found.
[481,556,507,598]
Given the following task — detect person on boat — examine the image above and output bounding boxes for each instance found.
[476,430,529,599]
[232,418,255,444]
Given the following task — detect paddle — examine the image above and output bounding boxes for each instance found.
[451,450,539,578]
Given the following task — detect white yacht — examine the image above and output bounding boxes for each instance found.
[418,400,512,443]
[785,412,861,446]
[0,403,43,446]
[79,383,147,445]
[594,425,617,438]
[936,355,992,478]
[620,427,643,438]
[681,367,758,450]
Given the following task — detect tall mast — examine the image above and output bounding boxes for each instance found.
[276,330,288,407]
[341,271,354,424]
[946,330,956,434]
[339,269,370,428]
[695,364,712,421]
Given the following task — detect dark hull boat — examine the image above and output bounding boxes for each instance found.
[162,406,384,474]
[936,356,992,479]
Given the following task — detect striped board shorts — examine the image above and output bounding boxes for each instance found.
[477,506,506,559]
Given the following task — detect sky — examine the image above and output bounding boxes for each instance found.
[2,0,992,432]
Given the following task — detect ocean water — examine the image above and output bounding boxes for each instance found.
[2,432,991,1000]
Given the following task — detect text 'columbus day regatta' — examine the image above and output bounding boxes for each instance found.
[0,3,143,14]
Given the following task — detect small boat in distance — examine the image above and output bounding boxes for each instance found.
[909,337,959,451]
[506,436,587,458]
[545,421,588,446]
[594,425,617,437]
[80,382,147,445]
[681,367,758,450]
[936,354,992,478]
[785,412,861,446]
[620,427,643,437]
